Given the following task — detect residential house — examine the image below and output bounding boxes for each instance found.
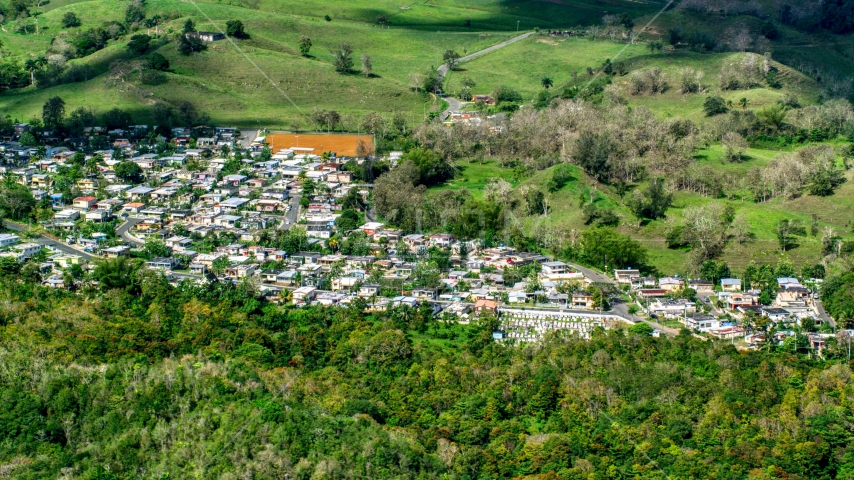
[658,277,683,292]
[685,314,724,333]
[127,186,155,201]
[55,209,80,221]
[411,288,437,301]
[474,299,499,315]
[688,278,714,294]
[358,283,381,297]
[72,196,97,210]
[360,222,384,236]
[649,299,696,318]
[761,307,791,322]
[292,286,317,305]
[721,278,742,292]
[102,246,131,258]
[571,291,594,309]
[85,210,110,222]
[146,257,180,271]
[614,269,641,285]
[725,292,757,309]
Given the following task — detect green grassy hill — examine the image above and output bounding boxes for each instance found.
[0,0,667,126]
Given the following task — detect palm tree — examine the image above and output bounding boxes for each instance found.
[327,238,339,251]
[739,97,749,109]
[24,56,46,86]
[541,77,553,89]
[726,99,734,109]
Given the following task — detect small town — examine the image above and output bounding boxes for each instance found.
[2,0,854,476]
[0,123,836,352]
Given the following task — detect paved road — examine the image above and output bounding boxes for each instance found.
[278,193,301,230]
[437,31,535,120]
[238,129,259,148]
[569,263,614,285]
[815,298,835,328]
[116,217,145,245]
[4,221,98,261]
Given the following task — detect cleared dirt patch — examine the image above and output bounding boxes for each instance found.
[266,133,374,157]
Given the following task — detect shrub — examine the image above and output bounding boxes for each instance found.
[62,12,81,28]
[703,96,728,116]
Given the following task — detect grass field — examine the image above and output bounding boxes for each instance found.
[445,37,820,120]
[0,0,666,126]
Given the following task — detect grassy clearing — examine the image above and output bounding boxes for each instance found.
[445,37,648,100]
[431,158,516,199]
[448,37,820,120]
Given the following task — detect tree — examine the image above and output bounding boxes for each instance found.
[361,53,373,77]
[62,12,81,28]
[0,179,36,220]
[9,0,31,19]
[183,19,196,34]
[102,108,131,129]
[127,34,151,55]
[124,0,145,25]
[628,322,654,336]
[680,203,734,264]
[721,132,748,162]
[756,103,787,132]
[580,227,648,270]
[331,42,354,73]
[299,35,312,56]
[42,96,66,131]
[739,97,749,109]
[541,77,553,89]
[647,41,663,53]
[492,85,522,104]
[178,34,206,55]
[776,219,806,252]
[572,131,614,182]
[114,161,144,183]
[226,20,246,38]
[66,107,96,135]
[176,101,207,127]
[627,178,673,222]
[809,163,845,196]
[443,50,461,70]
[18,132,38,147]
[147,53,170,71]
[703,96,728,116]
[335,209,360,232]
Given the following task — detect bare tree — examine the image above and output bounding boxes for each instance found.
[361,53,373,77]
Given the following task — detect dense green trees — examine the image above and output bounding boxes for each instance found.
[126,33,151,55]
[115,161,143,183]
[42,96,66,130]
[1,270,854,478]
[62,12,81,28]
[226,19,247,38]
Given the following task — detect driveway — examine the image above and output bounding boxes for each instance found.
[438,31,535,120]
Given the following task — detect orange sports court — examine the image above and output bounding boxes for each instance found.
[265,133,374,157]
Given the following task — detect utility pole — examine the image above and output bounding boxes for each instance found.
[517,21,520,33]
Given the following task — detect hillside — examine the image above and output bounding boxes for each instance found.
[0,0,666,127]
